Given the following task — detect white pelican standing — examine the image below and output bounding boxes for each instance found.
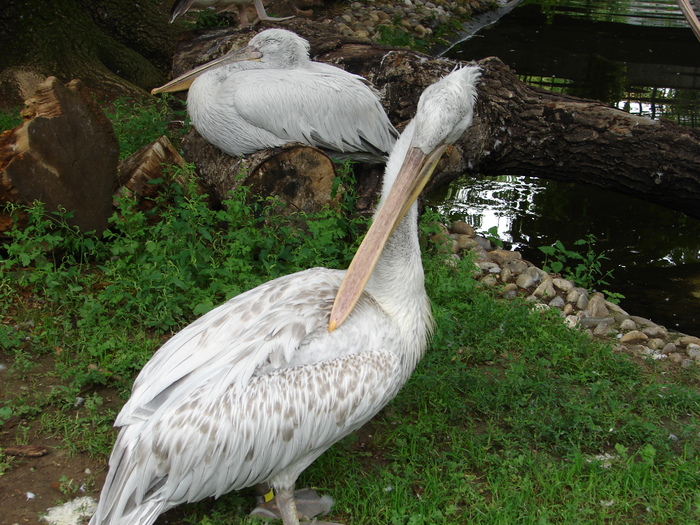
[152,29,398,163]
[169,0,294,28]
[90,65,480,525]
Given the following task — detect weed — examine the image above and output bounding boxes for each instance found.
[0,406,12,427]
[0,448,13,476]
[0,107,21,132]
[104,96,182,159]
[481,225,503,247]
[539,234,615,290]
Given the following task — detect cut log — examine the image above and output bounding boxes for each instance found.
[0,77,119,235]
[180,131,340,214]
[116,135,203,212]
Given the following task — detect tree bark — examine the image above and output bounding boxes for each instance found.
[0,0,181,108]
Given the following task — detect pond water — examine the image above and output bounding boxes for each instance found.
[429,0,700,334]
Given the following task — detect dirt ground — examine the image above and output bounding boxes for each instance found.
[0,353,109,525]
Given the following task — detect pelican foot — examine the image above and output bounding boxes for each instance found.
[250,488,334,521]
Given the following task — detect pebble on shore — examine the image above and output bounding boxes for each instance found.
[437,220,700,367]
[330,0,494,44]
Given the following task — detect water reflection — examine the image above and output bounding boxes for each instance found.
[426,176,700,333]
[448,0,700,126]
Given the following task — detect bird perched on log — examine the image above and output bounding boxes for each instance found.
[169,0,294,28]
[152,29,399,163]
[90,65,480,525]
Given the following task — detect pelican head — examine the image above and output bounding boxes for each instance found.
[151,29,310,94]
[329,66,481,332]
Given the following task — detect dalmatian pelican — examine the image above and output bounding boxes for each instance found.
[151,29,398,163]
[90,65,480,525]
[169,0,294,28]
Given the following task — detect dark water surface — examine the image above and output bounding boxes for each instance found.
[430,0,700,334]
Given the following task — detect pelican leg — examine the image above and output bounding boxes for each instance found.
[251,0,295,23]
[276,487,301,525]
[236,4,253,28]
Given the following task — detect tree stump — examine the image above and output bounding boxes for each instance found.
[0,77,119,235]
[116,135,201,212]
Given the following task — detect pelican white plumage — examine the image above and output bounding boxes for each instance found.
[90,65,480,525]
[169,0,294,27]
[151,29,398,163]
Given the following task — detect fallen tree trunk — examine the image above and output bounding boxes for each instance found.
[166,24,700,219]
[319,45,700,219]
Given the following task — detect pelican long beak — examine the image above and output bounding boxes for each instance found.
[328,143,448,332]
[151,46,263,94]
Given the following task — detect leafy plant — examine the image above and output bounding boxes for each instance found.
[0,406,12,427]
[105,96,182,159]
[481,225,503,247]
[539,234,614,289]
[0,107,21,132]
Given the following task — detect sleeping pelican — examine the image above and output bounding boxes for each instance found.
[151,29,398,163]
[90,65,480,525]
[169,0,294,28]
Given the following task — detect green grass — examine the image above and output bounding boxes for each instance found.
[0,107,22,132]
[1,100,699,521]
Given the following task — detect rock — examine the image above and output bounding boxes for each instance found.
[451,220,475,236]
[642,324,668,339]
[532,277,555,299]
[473,236,492,251]
[453,234,481,252]
[620,330,649,344]
[564,315,579,328]
[687,344,700,360]
[662,342,677,354]
[499,266,512,283]
[566,289,581,304]
[476,261,500,273]
[562,303,574,315]
[580,317,614,328]
[500,283,518,299]
[668,352,684,364]
[585,293,610,318]
[679,336,700,347]
[516,272,535,289]
[548,296,565,309]
[488,249,521,265]
[647,338,664,350]
[619,319,637,331]
[503,259,529,275]
[0,77,118,235]
[576,293,589,311]
[480,274,498,286]
[552,278,574,292]
[629,315,656,328]
[604,300,629,316]
[594,322,615,336]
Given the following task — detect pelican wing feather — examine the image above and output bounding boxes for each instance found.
[221,69,397,159]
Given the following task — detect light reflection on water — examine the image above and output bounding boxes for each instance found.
[426,175,700,334]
